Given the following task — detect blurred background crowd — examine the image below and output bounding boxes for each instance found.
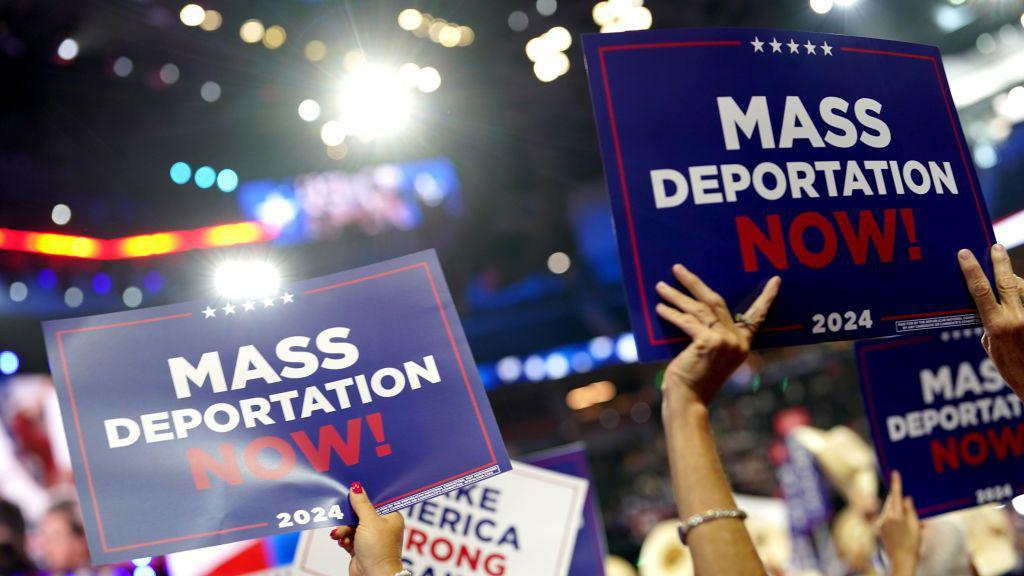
[2,0,1024,574]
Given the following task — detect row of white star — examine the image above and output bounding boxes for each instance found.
[939,327,984,342]
[751,36,834,56]
[202,292,295,318]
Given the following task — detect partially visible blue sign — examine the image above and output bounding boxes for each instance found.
[525,443,607,576]
[775,436,840,574]
[856,331,1024,517]
[42,250,510,564]
[582,28,994,361]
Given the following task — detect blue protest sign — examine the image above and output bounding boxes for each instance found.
[855,330,1024,517]
[775,436,840,573]
[582,28,994,361]
[42,250,511,564]
[524,443,607,576]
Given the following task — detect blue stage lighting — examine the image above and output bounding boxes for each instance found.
[0,351,19,376]
[169,162,192,185]
[37,268,57,290]
[92,272,113,295]
[194,166,216,189]
[143,270,164,292]
[217,169,239,192]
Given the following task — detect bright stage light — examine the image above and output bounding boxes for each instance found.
[194,166,216,188]
[496,356,523,383]
[974,143,998,169]
[997,85,1024,121]
[160,63,180,85]
[534,52,569,82]
[255,194,298,228]
[38,268,57,290]
[51,204,71,226]
[546,27,572,51]
[523,355,546,381]
[428,19,447,43]
[169,162,191,184]
[416,66,441,93]
[325,143,348,160]
[9,282,27,302]
[64,287,84,308]
[200,81,221,102]
[588,336,614,361]
[977,33,997,54]
[343,50,367,72]
[508,10,529,31]
[593,1,652,33]
[217,169,239,193]
[547,251,571,274]
[570,351,593,373]
[113,56,133,77]
[92,272,112,294]
[200,10,222,31]
[398,9,424,31]
[527,27,572,81]
[263,25,286,49]
[304,40,327,62]
[57,38,79,61]
[320,120,346,146]
[810,0,834,14]
[835,0,858,6]
[537,0,557,16]
[438,25,462,47]
[398,63,421,88]
[179,4,205,27]
[122,286,143,308]
[240,19,265,44]
[616,333,638,363]
[338,65,414,138]
[298,99,321,121]
[214,260,281,300]
[0,351,20,376]
[565,380,616,410]
[545,353,570,380]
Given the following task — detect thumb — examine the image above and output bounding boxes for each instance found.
[349,482,378,524]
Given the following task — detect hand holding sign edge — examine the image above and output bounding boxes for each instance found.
[329,483,405,576]
[958,245,1024,401]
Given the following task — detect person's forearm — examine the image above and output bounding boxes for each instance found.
[890,557,917,576]
[663,388,766,576]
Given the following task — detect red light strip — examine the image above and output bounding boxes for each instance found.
[0,221,276,260]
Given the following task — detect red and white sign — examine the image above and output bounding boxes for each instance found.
[293,462,589,576]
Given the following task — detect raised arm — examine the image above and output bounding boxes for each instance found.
[958,245,1024,398]
[655,264,781,576]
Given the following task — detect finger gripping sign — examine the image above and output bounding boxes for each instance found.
[42,250,511,564]
[856,331,1024,517]
[582,28,995,361]
[294,462,590,576]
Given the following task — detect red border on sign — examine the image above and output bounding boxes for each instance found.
[856,334,1023,516]
[598,41,992,347]
[56,261,497,554]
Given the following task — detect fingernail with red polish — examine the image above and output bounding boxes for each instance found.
[351,482,363,494]
[330,528,338,537]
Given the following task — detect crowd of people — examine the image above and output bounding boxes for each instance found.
[2,245,1022,575]
[329,244,1024,576]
